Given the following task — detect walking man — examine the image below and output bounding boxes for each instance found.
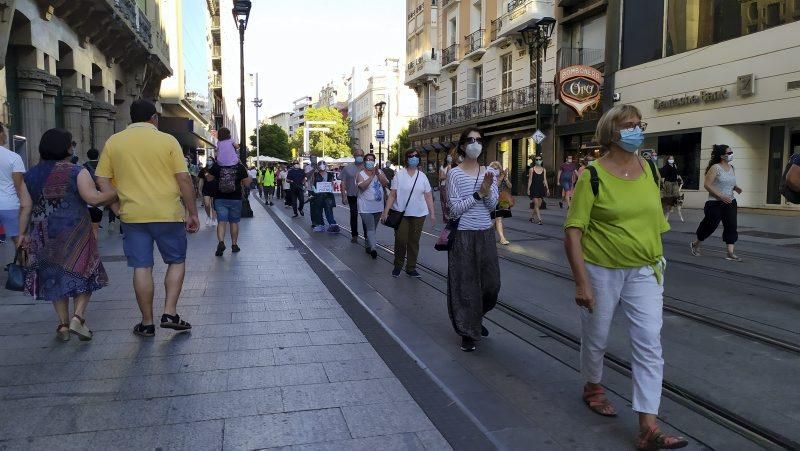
[96,99,200,337]
[340,149,365,243]
[0,123,27,247]
[286,161,306,217]
[262,165,276,206]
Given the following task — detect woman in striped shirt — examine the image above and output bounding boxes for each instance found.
[446,127,500,352]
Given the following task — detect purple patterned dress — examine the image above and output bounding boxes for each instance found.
[23,161,108,301]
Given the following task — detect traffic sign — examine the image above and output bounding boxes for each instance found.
[533,130,546,144]
[375,129,385,142]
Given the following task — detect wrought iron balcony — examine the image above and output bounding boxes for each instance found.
[557,47,604,69]
[113,0,152,47]
[409,82,555,134]
[442,43,459,66]
[211,74,222,89]
[464,29,485,55]
[212,45,221,60]
[492,0,552,41]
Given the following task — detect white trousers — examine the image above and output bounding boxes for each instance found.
[581,263,665,415]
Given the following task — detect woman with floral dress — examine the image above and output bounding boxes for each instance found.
[18,129,117,342]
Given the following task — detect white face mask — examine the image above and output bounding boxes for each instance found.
[319,164,326,171]
[668,159,675,164]
[465,143,482,159]
[725,154,734,163]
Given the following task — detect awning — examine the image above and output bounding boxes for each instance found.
[159,117,214,149]
[422,144,436,152]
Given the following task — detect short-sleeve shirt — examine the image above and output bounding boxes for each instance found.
[390,168,432,217]
[341,164,361,196]
[96,122,188,223]
[357,170,384,214]
[0,146,25,210]
[564,160,669,269]
[560,162,576,177]
[209,163,248,200]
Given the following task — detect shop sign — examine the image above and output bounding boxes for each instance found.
[558,65,603,118]
[653,88,729,111]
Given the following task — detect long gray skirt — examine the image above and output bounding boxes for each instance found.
[447,228,501,339]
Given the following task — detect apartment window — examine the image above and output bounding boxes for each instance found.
[468,66,483,101]
[429,83,437,113]
[621,0,664,68]
[665,0,799,56]
[500,53,513,93]
[470,0,482,33]
[563,15,606,67]
[451,77,458,108]
[448,17,457,45]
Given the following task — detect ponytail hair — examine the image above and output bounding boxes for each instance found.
[706,144,728,174]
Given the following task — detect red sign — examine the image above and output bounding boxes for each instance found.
[558,65,603,118]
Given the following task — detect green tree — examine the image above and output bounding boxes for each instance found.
[288,106,351,158]
[249,124,291,161]
[389,127,410,165]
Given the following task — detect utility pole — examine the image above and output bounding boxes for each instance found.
[251,73,263,164]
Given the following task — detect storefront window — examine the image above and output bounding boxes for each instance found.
[666,0,800,56]
[656,132,702,190]
[621,0,664,68]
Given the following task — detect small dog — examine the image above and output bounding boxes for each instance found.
[666,193,685,223]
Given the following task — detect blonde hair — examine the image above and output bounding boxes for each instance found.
[594,104,642,151]
[489,161,502,171]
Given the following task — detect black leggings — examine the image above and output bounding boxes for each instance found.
[347,195,363,239]
[696,200,738,244]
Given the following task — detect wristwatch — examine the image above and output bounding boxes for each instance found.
[473,192,482,201]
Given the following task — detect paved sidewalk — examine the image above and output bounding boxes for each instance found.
[0,202,450,450]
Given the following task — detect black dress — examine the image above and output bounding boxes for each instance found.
[529,169,546,198]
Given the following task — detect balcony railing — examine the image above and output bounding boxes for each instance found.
[114,0,152,47]
[211,16,220,31]
[557,47,604,69]
[465,29,485,54]
[442,43,459,66]
[211,74,222,89]
[212,45,221,59]
[409,82,555,134]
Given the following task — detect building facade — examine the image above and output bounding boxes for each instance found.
[208,0,240,145]
[268,111,292,137]
[405,0,559,194]
[0,0,171,166]
[289,95,313,137]
[612,0,800,209]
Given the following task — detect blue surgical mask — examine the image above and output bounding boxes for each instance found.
[355,156,364,164]
[407,157,420,167]
[365,161,375,169]
[616,127,645,153]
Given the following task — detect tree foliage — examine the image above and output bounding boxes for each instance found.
[249,124,291,161]
[288,107,351,159]
[388,127,411,165]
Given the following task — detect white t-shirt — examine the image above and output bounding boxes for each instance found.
[390,168,431,217]
[0,146,25,210]
[279,170,289,189]
[247,169,257,180]
[357,170,385,214]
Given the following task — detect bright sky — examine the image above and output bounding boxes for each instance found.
[244,0,406,125]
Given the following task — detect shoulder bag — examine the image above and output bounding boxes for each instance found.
[385,171,420,229]
[435,170,480,251]
[5,248,27,292]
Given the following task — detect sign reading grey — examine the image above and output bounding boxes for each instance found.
[653,88,729,111]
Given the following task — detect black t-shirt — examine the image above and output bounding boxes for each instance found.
[209,163,248,200]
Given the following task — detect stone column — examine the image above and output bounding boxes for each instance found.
[16,68,49,166]
[42,76,61,133]
[81,97,92,160]
[91,101,115,151]
[62,88,86,153]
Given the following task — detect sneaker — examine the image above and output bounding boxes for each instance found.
[292,213,299,218]
[461,337,476,352]
[351,236,358,243]
[231,244,241,253]
[391,267,402,278]
[299,210,304,217]
[327,224,340,233]
[313,225,326,232]
[689,241,701,257]
[69,315,93,341]
[481,325,489,337]
[215,241,226,256]
[406,270,421,278]
[370,250,378,259]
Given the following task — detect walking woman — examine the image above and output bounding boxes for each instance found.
[660,156,683,221]
[447,127,500,352]
[527,155,549,225]
[357,153,389,259]
[18,129,117,342]
[489,161,512,245]
[557,155,577,209]
[381,149,435,278]
[438,153,453,222]
[199,159,217,227]
[564,105,688,450]
[690,145,742,261]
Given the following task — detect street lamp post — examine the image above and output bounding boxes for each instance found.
[374,100,386,167]
[233,1,252,163]
[251,73,263,165]
[520,17,556,158]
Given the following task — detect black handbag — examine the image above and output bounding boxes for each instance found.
[5,249,27,292]
[385,171,420,229]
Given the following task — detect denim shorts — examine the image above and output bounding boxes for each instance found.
[0,209,20,237]
[214,198,242,223]
[122,222,187,268]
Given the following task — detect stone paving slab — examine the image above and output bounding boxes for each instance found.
[0,200,451,450]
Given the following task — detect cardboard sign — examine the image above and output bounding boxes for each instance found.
[558,65,603,118]
[316,182,333,193]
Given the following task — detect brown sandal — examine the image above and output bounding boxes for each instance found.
[56,323,70,342]
[636,426,689,450]
[582,383,617,417]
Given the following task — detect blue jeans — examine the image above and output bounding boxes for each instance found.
[310,194,336,227]
[214,198,242,223]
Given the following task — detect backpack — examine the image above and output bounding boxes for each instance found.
[587,159,659,197]
[218,165,239,194]
[779,160,800,204]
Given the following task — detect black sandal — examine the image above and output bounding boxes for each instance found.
[133,323,155,337]
[160,313,192,331]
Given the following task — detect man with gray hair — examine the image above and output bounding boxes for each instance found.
[340,148,366,243]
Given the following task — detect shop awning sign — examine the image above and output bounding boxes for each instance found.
[558,65,603,118]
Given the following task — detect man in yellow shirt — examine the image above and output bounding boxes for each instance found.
[96,99,200,338]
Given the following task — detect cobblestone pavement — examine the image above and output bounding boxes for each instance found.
[0,202,451,450]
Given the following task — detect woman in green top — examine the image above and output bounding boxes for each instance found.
[564,105,688,450]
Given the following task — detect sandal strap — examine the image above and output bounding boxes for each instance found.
[162,313,189,326]
[638,427,687,448]
[73,314,85,324]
